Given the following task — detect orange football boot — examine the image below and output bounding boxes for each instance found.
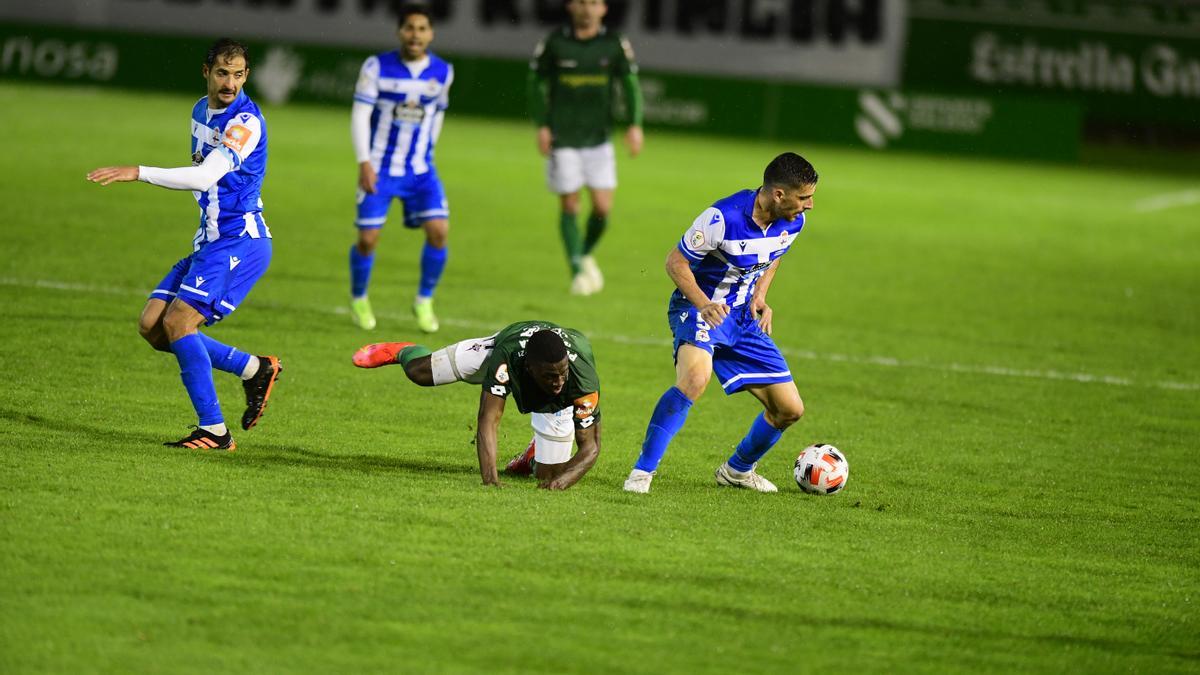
[353,342,416,369]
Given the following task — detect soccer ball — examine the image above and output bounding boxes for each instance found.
[794,444,849,495]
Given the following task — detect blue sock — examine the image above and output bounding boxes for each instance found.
[418,243,448,298]
[198,333,251,376]
[634,387,693,473]
[350,244,374,298]
[727,413,784,472]
[171,333,223,426]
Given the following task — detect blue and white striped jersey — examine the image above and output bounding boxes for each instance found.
[671,189,806,312]
[354,51,453,178]
[189,91,269,250]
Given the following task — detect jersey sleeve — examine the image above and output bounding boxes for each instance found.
[612,34,638,76]
[678,207,726,261]
[531,36,553,78]
[564,331,600,430]
[218,113,263,169]
[480,355,513,399]
[354,56,380,106]
[437,64,453,111]
[572,391,599,430]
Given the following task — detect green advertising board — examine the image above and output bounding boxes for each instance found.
[1,21,1080,161]
[905,0,1200,127]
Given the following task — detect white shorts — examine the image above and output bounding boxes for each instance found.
[430,333,574,465]
[546,142,617,194]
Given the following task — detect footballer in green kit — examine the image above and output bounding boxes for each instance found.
[353,321,602,490]
[529,0,644,296]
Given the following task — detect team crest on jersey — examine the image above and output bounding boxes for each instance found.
[696,330,710,342]
[424,79,441,96]
[779,231,791,246]
[494,363,510,384]
[690,230,705,248]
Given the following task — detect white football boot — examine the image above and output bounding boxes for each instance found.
[714,462,778,493]
[623,468,655,493]
[580,255,604,293]
[569,271,594,296]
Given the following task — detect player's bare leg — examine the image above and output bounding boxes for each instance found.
[580,187,612,292]
[351,228,381,330]
[138,298,172,352]
[414,218,448,333]
[744,381,805,431]
[673,343,713,401]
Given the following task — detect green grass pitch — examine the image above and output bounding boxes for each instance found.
[1,82,1197,672]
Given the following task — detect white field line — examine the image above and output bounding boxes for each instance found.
[4,276,1198,392]
[1133,189,1200,213]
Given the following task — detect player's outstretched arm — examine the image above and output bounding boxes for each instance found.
[537,418,601,491]
[90,150,235,192]
[475,389,507,487]
[86,166,139,185]
[666,247,729,327]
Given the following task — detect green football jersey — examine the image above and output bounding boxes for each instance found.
[480,321,601,429]
[530,26,639,149]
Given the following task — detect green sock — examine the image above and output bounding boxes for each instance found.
[397,344,432,367]
[559,212,582,275]
[583,212,607,255]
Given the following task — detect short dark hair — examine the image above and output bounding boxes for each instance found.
[205,38,249,68]
[527,330,568,364]
[763,152,818,189]
[398,3,434,28]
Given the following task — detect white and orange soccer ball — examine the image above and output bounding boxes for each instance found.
[794,444,849,495]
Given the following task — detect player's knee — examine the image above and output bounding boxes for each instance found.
[137,319,169,351]
[356,231,379,255]
[772,400,804,428]
[403,359,435,386]
[676,373,709,401]
[424,222,449,248]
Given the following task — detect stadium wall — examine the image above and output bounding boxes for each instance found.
[1,0,1094,161]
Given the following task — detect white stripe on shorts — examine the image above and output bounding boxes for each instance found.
[720,370,791,391]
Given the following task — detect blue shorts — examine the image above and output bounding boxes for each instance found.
[668,304,793,395]
[151,232,272,326]
[355,170,449,229]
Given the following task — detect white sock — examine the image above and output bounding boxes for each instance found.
[201,422,228,436]
[241,355,260,380]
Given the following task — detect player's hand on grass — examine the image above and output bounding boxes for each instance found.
[751,297,773,335]
[536,126,553,157]
[86,166,139,185]
[699,301,730,328]
[626,125,643,158]
[358,161,378,194]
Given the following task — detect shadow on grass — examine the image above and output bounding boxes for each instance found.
[1,408,475,478]
[226,441,478,477]
[612,592,1200,662]
[0,408,162,445]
